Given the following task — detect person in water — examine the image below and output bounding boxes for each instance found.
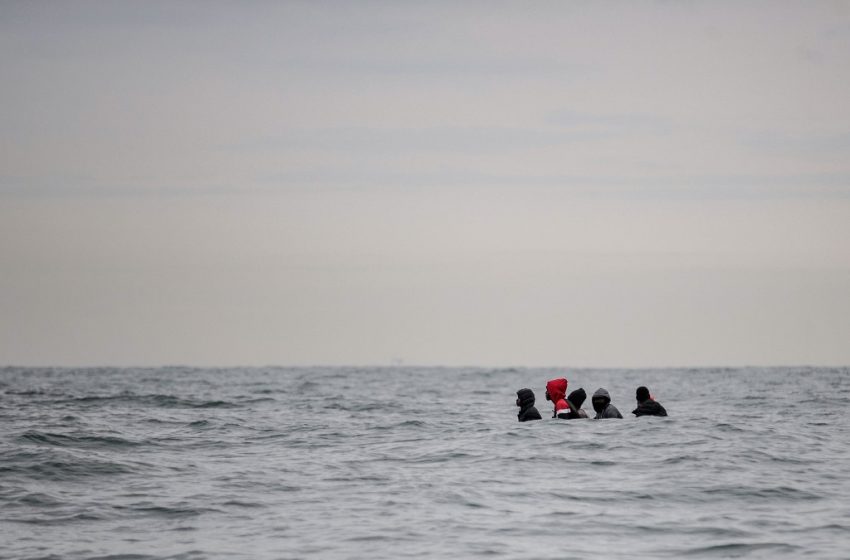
[632,386,667,417]
[565,388,589,418]
[591,388,623,419]
[516,388,542,421]
[545,377,571,418]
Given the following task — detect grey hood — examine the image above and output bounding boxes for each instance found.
[591,388,623,419]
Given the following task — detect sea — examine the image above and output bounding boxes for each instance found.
[1,366,849,559]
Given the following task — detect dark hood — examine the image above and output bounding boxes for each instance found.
[592,387,611,413]
[516,388,542,421]
[567,388,586,409]
[516,388,536,410]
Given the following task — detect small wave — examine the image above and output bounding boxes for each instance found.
[344,535,393,542]
[704,485,822,501]
[18,431,142,449]
[124,551,206,560]
[55,394,238,409]
[113,503,222,519]
[660,454,696,465]
[295,380,320,391]
[85,555,159,560]
[1,451,140,480]
[8,511,107,525]
[787,522,850,533]
[221,500,265,508]
[236,396,276,404]
[220,480,301,492]
[488,367,520,374]
[338,402,393,412]
[411,451,476,463]
[751,486,823,500]
[714,423,747,433]
[682,542,800,556]
[194,400,236,408]
[7,491,64,507]
[4,388,69,397]
[34,459,138,479]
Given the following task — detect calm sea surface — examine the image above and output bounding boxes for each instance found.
[1,366,849,559]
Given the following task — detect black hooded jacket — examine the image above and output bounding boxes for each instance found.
[633,399,668,417]
[591,388,623,419]
[516,388,542,422]
[562,388,589,419]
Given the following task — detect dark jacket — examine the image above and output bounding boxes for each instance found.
[516,388,542,422]
[633,399,667,417]
[591,388,623,419]
[594,404,623,419]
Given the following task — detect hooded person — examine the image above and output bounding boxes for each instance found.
[564,388,589,418]
[632,386,667,417]
[591,388,623,419]
[516,388,542,422]
[545,378,571,419]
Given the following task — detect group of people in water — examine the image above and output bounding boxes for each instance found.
[515,377,667,421]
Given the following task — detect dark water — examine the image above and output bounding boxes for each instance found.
[2,366,849,559]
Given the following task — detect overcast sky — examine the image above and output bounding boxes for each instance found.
[1,1,849,367]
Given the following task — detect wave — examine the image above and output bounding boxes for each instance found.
[112,503,221,519]
[4,491,64,508]
[7,511,107,525]
[681,542,801,556]
[52,394,239,409]
[18,430,143,449]
[2,457,138,480]
[83,556,161,560]
[337,401,394,412]
[703,485,823,501]
[0,446,146,481]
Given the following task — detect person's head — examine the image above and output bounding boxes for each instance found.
[636,386,651,403]
[592,388,611,413]
[516,388,535,409]
[568,388,587,409]
[545,378,568,403]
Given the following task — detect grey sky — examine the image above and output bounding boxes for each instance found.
[1,1,849,367]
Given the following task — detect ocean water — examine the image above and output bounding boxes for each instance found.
[1,366,849,560]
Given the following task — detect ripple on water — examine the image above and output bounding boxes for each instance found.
[18,431,143,449]
[679,542,801,557]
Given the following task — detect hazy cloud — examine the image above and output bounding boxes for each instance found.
[1,1,848,366]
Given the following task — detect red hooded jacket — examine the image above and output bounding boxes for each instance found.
[546,377,570,418]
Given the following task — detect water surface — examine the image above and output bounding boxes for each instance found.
[1,366,849,559]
